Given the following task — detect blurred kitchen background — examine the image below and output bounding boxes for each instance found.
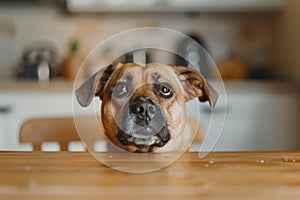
[0,0,299,151]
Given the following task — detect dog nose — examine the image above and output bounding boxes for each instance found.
[130,96,156,124]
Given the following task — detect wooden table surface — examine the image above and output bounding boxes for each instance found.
[1,151,300,200]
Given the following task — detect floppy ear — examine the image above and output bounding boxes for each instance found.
[174,66,218,108]
[76,64,117,107]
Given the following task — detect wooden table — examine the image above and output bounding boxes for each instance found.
[1,151,300,200]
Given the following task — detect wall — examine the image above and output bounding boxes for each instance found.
[0,2,278,80]
[274,0,300,80]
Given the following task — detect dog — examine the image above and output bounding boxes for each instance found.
[76,63,217,153]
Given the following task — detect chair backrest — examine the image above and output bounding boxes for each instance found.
[20,117,81,151]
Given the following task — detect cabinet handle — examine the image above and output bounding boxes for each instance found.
[0,106,11,114]
[203,106,229,114]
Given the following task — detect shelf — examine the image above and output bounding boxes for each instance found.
[67,0,285,13]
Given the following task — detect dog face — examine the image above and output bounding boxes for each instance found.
[76,63,217,153]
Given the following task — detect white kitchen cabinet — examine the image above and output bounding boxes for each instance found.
[0,81,299,151]
[197,81,300,151]
[0,107,10,149]
[0,86,73,151]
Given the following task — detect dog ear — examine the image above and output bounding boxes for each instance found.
[174,66,218,108]
[76,63,118,107]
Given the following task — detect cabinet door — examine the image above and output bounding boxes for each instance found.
[0,90,73,150]
[197,88,299,151]
[0,105,11,150]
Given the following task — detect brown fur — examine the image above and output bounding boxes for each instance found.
[76,63,217,153]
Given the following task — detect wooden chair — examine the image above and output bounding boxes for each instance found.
[20,116,105,151]
[20,117,80,151]
[20,116,203,152]
[20,117,81,151]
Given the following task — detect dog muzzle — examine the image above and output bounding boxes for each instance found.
[116,96,170,149]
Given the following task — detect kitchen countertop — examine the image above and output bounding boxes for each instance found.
[0,80,74,91]
[0,79,298,92]
[1,151,300,199]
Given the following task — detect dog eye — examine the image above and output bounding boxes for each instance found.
[158,83,173,98]
[113,82,128,97]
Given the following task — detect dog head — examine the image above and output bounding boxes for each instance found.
[76,63,217,153]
